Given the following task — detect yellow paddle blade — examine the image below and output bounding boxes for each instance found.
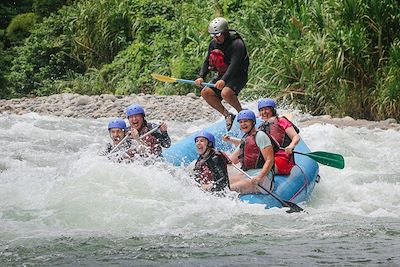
[151,73,177,83]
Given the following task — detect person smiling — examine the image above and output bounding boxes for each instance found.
[126,104,171,157]
[224,98,300,175]
[194,17,249,131]
[193,130,230,192]
[228,110,275,194]
[101,118,135,161]
[257,98,300,175]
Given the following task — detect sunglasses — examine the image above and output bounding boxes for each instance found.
[210,32,222,38]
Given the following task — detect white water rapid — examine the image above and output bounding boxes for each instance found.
[0,108,399,266]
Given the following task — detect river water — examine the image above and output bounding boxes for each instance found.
[0,110,399,266]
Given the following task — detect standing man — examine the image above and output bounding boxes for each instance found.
[195,17,249,131]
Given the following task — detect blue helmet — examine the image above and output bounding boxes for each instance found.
[126,104,145,117]
[194,130,215,148]
[237,109,256,122]
[108,118,127,130]
[258,98,276,110]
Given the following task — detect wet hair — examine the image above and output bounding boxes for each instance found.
[272,108,278,117]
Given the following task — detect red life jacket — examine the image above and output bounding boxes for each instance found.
[259,117,299,175]
[259,117,300,152]
[239,131,265,171]
[208,49,229,76]
[139,125,162,156]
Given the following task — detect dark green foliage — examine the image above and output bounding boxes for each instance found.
[373,40,400,119]
[70,0,133,69]
[7,7,84,97]
[2,0,400,120]
[0,47,12,98]
[97,1,211,96]
[0,29,4,50]
[238,0,400,120]
[0,0,33,29]
[33,0,69,18]
[6,13,37,44]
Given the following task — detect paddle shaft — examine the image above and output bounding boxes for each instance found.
[109,125,160,154]
[151,74,216,88]
[230,163,303,212]
[176,78,215,88]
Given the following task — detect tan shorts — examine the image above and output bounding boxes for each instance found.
[257,171,274,192]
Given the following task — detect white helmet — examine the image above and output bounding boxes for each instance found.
[208,17,229,34]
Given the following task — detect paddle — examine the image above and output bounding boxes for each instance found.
[292,150,345,169]
[152,73,216,88]
[230,163,304,213]
[109,124,161,154]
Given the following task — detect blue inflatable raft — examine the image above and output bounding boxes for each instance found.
[163,117,319,209]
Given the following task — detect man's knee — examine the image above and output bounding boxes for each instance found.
[201,87,216,98]
[221,87,235,99]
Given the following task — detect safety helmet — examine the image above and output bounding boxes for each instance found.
[126,104,145,117]
[237,109,256,122]
[108,118,127,130]
[194,130,215,148]
[258,98,276,110]
[208,17,229,34]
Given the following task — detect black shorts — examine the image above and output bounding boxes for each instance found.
[209,73,248,100]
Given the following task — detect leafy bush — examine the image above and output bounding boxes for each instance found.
[0,48,11,98]
[70,0,132,69]
[33,0,69,18]
[373,40,400,119]
[237,0,400,119]
[88,0,212,96]
[7,7,84,97]
[3,0,400,120]
[0,0,33,29]
[6,12,37,44]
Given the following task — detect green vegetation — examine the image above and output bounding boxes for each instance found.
[1,0,399,120]
[6,12,37,44]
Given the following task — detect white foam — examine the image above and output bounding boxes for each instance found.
[1,110,399,241]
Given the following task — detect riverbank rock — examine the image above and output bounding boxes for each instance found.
[297,114,400,131]
[0,93,219,122]
[0,93,399,130]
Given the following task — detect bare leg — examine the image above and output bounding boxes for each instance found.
[229,178,257,194]
[221,87,243,113]
[228,173,243,184]
[201,87,229,116]
[230,173,272,194]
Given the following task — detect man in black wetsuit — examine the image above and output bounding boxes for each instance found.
[195,17,249,131]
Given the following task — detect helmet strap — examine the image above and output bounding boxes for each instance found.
[247,122,256,135]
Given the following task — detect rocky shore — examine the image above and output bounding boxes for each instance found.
[0,93,218,122]
[0,93,399,130]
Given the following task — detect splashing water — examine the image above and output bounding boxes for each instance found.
[0,111,399,266]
